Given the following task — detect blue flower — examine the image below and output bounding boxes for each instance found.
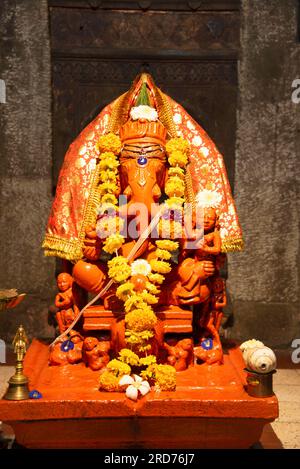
[201,338,213,350]
[60,340,74,352]
[29,390,42,399]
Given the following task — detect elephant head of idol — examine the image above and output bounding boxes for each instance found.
[117,77,168,233]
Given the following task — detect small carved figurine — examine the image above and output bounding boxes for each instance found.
[49,330,84,366]
[164,338,193,371]
[12,325,29,361]
[55,273,79,334]
[82,336,111,371]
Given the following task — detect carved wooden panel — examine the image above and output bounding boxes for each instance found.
[50,9,239,53]
[50,2,240,190]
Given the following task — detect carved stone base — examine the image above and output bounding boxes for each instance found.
[0,339,278,448]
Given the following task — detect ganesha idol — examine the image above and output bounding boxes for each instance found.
[43,74,243,394]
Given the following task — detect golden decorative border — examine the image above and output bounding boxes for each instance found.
[42,161,102,262]
[221,237,244,253]
[42,235,83,261]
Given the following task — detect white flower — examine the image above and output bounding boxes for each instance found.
[192,135,202,147]
[173,113,182,124]
[119,374,151,401]
[195,189,222,208]
[131,259,152,277]
[130,105,158,122]
[240,339,264,352]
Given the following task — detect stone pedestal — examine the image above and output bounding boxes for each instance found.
[0,339,278,448]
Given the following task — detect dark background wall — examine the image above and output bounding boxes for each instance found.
[227,0,300,347]
[0,0,299,348]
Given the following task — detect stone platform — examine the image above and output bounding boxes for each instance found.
[0,340,278,448]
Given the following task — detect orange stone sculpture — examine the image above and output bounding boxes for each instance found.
[45,74,242,368]
[0,74,278,448]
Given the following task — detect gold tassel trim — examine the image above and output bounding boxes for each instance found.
[184,165,196,211]
[42,161,102,262]
[157,89,177,138]
[42,235,83,262]
[78,161,102,248]
[221,237,244,253]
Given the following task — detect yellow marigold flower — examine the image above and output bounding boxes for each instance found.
[99,169,117,183]
[118,348,140,366]
[165,176,185,198]
[154,364,176,391]
[158,219,172,239]
[125,329,154,347]
[168,167,185,179]
[138,344,152,353]
[107,358,131,377]
[96,216,124,239]
[99,181,119,195]
[165,197,185,208]
[139,355,157,367]
[100,193,118,205]
[108,256,131,283]
[166,137,190,156]
[145,282,160,295]
[99,151,116,161]
[155,248,172,261]
[99,155,119,171]
[168,150,188,168]
[159,220,183,239]
[124,294,147,313]
[148,273,165,284]
[99,370,121,392]
[98,133,122,155]
[171,220,184,239]
[103,233,125,254]
[125,308,157,332]
[156,240,179,251]
[140,364,156,380]
[98,202,118,215]
[116,282,135,301]
[150,259,171,275]
[125,330,154,341]
[140,291,159,305]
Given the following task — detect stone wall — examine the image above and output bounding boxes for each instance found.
[0,0,56,342]
[0,0,299,348]
[227,0,300,347]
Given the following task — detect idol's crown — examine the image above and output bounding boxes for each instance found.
[120,118,167,146]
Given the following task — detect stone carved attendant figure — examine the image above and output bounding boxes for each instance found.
[55,273,79,334]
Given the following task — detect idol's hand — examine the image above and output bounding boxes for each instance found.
[83,225,101,260]
[203,260,215,277]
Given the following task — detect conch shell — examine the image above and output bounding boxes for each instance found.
[240,339,276,374]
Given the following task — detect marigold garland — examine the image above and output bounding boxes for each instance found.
[96,134,190,394]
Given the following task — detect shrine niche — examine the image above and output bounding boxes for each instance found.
[0,73,277,449]
[0,1,279,449]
